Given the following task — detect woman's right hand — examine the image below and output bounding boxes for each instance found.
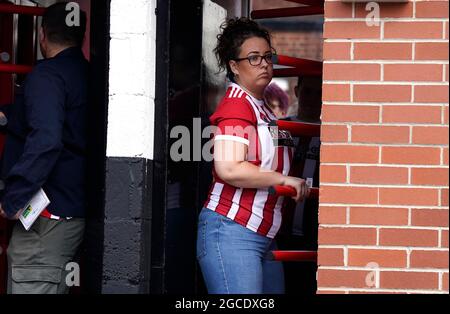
[282,176,310,203]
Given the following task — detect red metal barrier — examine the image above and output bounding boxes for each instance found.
[270,119,321,137]
[251,6,324,19]
[269,185,319,199]
[0,64,32,74]
[0,3,45,16]
[273,67,322,78]
[271,54,323,78]
[270,185,297,197]
[269,250,317,262]
[284,0,324,6]
[274,55,323,69]
[309,187,319,199]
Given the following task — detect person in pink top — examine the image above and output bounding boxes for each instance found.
[263,82,290,119]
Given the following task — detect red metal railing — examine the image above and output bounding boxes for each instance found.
[261,0,324,269]
[0,3,43,75]
[251,6,324,19]
[270,119,321,137]
[268,184,320,263]
[274,54,322,70]
[269,250,317,262]
[0,64,32,74]
[273,67,322,78]
[0,3,45,16]
[269,185,319,199]
[284,0,325,6]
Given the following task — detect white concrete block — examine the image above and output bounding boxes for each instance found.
[106,94,155,160]
[107,0,157,159]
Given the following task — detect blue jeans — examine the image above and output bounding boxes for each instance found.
[196,208,284,294]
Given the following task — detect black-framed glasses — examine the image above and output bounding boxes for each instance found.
[233,51,276,66]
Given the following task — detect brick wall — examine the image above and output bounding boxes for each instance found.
[318,0,449,294]
[271,31,323,61]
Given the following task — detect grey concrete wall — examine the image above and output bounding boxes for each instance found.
[101,158,152,293]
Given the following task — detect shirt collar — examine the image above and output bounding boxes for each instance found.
[229,82,265,106]
[53,46,83,58]
[37,46,83,64]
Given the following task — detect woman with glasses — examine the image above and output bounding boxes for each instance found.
[197,17,310,294]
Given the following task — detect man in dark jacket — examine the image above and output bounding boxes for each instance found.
[0,2,88,294]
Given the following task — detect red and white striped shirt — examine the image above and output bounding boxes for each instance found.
[204,83,294,238]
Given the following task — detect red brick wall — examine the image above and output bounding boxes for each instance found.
[271,31,323,61]
[318,0,449,294]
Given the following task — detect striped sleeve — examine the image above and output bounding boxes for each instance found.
[210,98,257,146]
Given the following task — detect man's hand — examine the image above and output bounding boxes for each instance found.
[0,204,21,220]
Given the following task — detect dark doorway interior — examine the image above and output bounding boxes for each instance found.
[81,0,110,294]
[151,0,207,294]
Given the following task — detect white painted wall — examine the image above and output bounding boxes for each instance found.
[107,0,156,159]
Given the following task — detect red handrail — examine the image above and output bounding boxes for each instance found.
[270,185,297,197]
[0,64,32,74]
[269,185,319,199]
[309,187,319,199]
[269,250,317,262]
[0,3,45,16]
[283,0,324,6]
[273,67,322,78]
[270,119,321,137]
[274,55,323,70]
[251,6,324,19]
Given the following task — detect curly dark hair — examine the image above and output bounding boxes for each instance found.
[214,17,272,82]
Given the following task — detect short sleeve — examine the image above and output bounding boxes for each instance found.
[210,98,257,146]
